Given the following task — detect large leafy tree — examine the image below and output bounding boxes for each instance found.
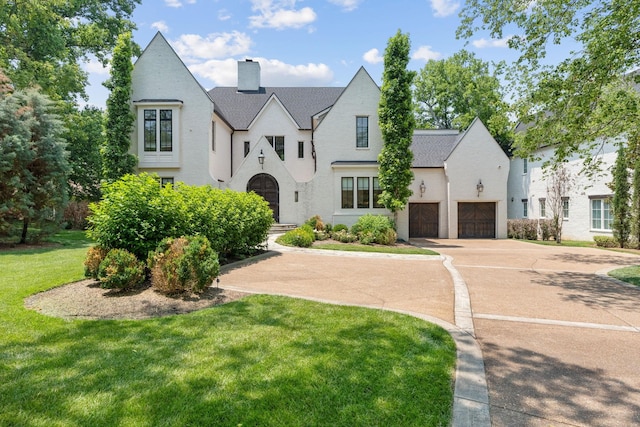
[413,50,513,154]
[0,0,140,103]
[102,32,136,183]
[0,87,70,243]
[458,0,640,164]
[64,106,104,200]
[377,30,416,225]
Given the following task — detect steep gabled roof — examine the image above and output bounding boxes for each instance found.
[411,129,463,167]
[208,86,344,130]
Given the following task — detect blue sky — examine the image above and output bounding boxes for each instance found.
[81,0,546,109]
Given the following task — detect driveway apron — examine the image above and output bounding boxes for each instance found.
[425,239,640,427]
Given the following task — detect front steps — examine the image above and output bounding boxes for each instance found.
[269,223,297,234]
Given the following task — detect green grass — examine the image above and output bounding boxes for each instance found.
[312,242,439,255]
[608,265,640,287]
[523,239,596,248]
[0,231,455,426]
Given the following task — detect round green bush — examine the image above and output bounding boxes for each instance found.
[97,249,145,290]
[351,214,396,245]
[332,224,348,233]
[277,227,314,247]
[149,235,220,294]
[84,245,109,279]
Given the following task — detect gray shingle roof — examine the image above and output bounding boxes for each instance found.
[208,87,345,130]
[411,130,463,167]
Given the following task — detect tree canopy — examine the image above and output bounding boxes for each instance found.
[0,0,140,103]
[413,50,513,154]
[377,30,415,219]
[458,0,640,163]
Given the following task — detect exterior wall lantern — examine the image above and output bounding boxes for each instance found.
[476,179,484,197]
[419,180,426,197]
[258,149,265,169]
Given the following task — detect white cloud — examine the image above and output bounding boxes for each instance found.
[412,45,442,61]
[189,57,334,87]
[363,48,383,64]
[472,36,512,48]
[171,32,253,61]
[82,56,110,76]
[430,0,460,17]
[218,9,232,21]
[165,0,196,7]
[327,0,363,11]
[151,21,169,33]
[249,0,317,30]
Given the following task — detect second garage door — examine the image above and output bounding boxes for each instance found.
[458,202,495,238]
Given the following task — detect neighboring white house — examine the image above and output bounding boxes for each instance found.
[507,136,618,241]
[129,32,510,240]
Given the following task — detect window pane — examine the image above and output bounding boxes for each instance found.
[298,141,304,158]
[144,109,156,151]
[357,177,370,208]
[562,198,569,219]
[603,200,612,230]
[539,198,546,217]
[372,177,383,208]
[160,109,172,152]
[356,116,368,148]
[244,141,250,157]
[592,199,602,229]
[522,200,528,217]
[341,177,353,209]
[275,136,285,160]
[161,177,174,186]
[211,121,215,151]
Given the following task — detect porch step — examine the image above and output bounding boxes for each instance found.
[269,223,298,234]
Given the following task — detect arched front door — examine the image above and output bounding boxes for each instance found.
[247,173,279,222]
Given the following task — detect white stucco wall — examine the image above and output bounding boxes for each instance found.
[507,140,618,241]
[396,169,449,240]
[131,33,215,186]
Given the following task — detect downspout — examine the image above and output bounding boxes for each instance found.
[230,129,234,178]
[311,116,317,173]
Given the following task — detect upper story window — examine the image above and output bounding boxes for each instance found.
[144,109,173,152]
[522,199,528,217]
[298,141,304,159]
[266,136,285,160]
[135,101,182,168]
[591,198,612,230]
[523,158,528,174]
[244,141,250,157]
[356,116,368,148]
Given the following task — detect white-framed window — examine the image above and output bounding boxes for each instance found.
[341,175,385,210]
[539,198,546,217]
[562,197,570,219]
[266,136,285,160]
[135,101,182,167]
[357,177,370,208]
[522,199,528,217]
[591,198,612,230]
[523,158,528,174]
[356,116,369,148]
[160,177,174,186]
[341,177,354,209]
[298,141,304,159]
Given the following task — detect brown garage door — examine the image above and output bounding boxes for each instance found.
[458,202,495,238]
[409,203,439,238]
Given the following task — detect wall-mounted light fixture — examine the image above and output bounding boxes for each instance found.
[258,149,265,169]
[419,180,426,197]
[476,179,484,197]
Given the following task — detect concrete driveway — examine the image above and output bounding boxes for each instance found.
[220,237,640,426]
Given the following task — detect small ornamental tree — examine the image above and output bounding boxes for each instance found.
[102,32,136,183]
[377,30,416,226]
[611,144,631,248]
[546,165,573,244]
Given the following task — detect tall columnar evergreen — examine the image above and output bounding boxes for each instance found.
[631,141,640,247]
[377,30,416,225]
[102,32,136,183]
[611,144,631,248]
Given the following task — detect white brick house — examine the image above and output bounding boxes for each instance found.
[130,32,510,240]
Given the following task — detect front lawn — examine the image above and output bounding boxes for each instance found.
[608,265,640,287]
[313,241,439,255]
[0,231,455,426]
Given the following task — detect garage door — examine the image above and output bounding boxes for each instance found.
[409,203,439,238]
[458,202,495,238]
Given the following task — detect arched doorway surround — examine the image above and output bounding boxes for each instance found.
[247,173,279,222]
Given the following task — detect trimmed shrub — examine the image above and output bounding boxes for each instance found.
[84,245,109,279]
[507,219,538,240]
[277,226,314,247]
[305,215,325,231]
[351,214,396,245]
[333,229,358,243]
[332,224,348,234]
[150,236,220,294]
[594,235,618,248]
[539,219,554,241]
[97,249,145,290]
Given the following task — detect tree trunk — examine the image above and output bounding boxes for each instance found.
[20,217,29,244]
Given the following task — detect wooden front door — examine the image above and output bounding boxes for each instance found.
[247,174,279,222]
[458,202,496,238]
[409,203,439,238]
